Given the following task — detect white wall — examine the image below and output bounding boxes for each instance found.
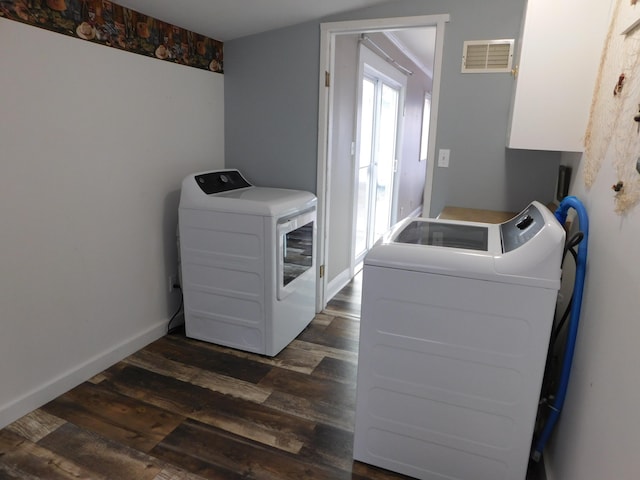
[544,150,640,479]
[542,3,639,477]
[0,18,224,428]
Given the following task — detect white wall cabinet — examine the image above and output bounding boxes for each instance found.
[507,0,613,152]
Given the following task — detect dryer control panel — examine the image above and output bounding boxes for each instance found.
[195,169,252,195]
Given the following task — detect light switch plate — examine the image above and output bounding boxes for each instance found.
[438,149,450,168]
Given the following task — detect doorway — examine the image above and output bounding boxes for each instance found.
[316,15,449,310]
[354,43,407,265]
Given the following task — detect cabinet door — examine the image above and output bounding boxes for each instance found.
[507,0,613,152]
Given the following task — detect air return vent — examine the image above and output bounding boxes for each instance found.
[461,39,514,73]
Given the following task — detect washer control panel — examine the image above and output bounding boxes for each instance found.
[501,203,547,253]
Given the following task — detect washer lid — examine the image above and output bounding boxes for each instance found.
[394,220,489,251]
[365,201,564,289]
[180,169,316,217]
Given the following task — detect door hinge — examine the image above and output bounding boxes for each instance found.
[325,71,330,87]
[319,265,325,278]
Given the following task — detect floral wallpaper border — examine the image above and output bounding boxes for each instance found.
[1,0,223,74]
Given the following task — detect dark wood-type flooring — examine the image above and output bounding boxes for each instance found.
[0,273,544,479]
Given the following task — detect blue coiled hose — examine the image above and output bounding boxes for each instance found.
[531,196,589,461]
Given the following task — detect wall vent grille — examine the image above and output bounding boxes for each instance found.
[461,39,514,73]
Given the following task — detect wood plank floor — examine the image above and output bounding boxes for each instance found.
[0,280,410,479]
[324,271,362,318]
[0,274,545,479]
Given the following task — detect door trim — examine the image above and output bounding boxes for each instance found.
[316,14,450,311]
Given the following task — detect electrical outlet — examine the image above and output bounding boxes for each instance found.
[168,274,177,293]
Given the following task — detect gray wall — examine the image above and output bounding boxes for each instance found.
[429,1,560,215]
[224,21,319,193]
[224,0,560,216]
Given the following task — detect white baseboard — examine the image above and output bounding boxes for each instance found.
[0,319,168,429]
[325,268,353,305]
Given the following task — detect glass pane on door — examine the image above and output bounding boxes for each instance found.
[355,78,375,259]
[373,83,399,242]
[358,79,375,169]
[354,74,401,262]
[355,167,371,257]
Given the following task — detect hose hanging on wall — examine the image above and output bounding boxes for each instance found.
[531,196,589,461]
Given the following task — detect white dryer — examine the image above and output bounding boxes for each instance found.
[353,201,565,480]
[178,169,316,356]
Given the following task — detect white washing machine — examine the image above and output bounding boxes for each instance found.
[353,201,565,480]
[178,169,317,356]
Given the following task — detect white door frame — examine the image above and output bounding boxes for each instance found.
[315,14,450,311]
